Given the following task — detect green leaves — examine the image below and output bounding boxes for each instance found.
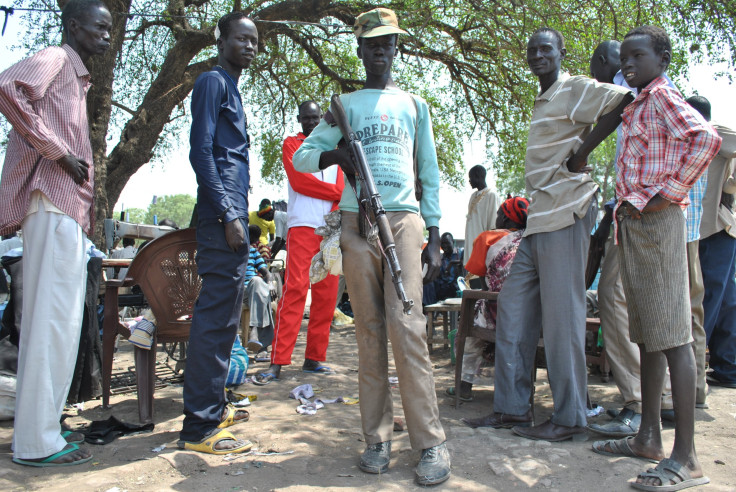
[6,0,735,203]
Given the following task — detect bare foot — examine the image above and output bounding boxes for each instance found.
[17,444,91,465]
[213,436,250,451]
[627,436,665,461]
[597,437,665,462]
[63,431,85,443]
[635,457,705,488]
[221,406,249,424]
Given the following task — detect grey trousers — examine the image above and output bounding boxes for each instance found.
[246,276,274,347]
[494,201,596,427]
[341,211,446,450]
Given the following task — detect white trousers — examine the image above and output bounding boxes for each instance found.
[13,193,87,459]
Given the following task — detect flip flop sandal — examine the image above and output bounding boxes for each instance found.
[217,404,250,429]
[591,436,660,463]
[62,430,85,445]
[253,372,278,386]
[177,429,253,455]
[302,365,334,374]
[255,351,271,363]
[13,443,92,467]
[630,457,710,491]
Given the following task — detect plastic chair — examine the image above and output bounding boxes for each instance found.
[102,228,200,423]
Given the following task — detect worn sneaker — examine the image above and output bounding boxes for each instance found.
[415,442,451,485]
[359,441,391,474]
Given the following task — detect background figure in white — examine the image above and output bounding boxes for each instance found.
[463,165,499,265]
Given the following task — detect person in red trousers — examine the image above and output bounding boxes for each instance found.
[253,100,344,385]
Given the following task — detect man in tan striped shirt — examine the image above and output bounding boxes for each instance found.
[464,27,632,441]
[0,0,111,467]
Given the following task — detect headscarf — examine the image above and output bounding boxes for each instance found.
[501,196,529,227]
[257,199,273,217]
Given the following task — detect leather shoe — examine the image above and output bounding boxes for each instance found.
[588,407,641,437]
[512,419,587,442]
[415,442,451,485]
[359,441,391,474]
[706,373,736,388]
[660,409,675,423]
[461,410,532,429]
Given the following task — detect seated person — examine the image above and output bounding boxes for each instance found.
[446,196,529,402]
[249,224,271,260]
[423,232,464,305]
[107,237,137,280]
[244,227,277,363]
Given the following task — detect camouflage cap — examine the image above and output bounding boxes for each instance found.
[353,8,407,39]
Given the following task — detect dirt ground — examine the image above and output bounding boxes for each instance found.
[0,320,734,491]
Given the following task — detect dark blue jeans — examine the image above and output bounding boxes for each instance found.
[700,230,736,383]
[180,218,248,442]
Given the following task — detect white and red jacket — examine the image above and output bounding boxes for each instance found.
[283,133,344,229]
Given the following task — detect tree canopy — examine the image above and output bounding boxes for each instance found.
[6,0,736,244]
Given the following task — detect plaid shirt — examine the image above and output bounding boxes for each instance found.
[0,45,95,236]
[616,76,721,216]
[686,175,707,242]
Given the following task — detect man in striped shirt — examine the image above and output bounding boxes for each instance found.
[0,0,111,466]
[465,27,633,441]
[243,232,277,363]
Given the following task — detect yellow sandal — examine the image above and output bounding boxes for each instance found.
[217,404,250,429]
[177,429,252,455]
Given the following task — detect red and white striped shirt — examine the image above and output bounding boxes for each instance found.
[0,44,95,236]
[615,76,721,213]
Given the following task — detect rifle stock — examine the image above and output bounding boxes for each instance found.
[330,94,415,315]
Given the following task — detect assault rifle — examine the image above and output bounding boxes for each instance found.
[329,94,414,314]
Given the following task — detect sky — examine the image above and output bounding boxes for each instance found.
[1,13,735,239]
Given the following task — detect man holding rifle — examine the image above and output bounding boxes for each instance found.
[293,7,450,486]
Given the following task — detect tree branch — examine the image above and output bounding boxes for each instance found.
[111,100,137,116]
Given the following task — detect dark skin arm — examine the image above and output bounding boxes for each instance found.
[271,237,285,257]
[592,206,614,242]
[567,93,634,173]
[318,144,355,174]
[422,226,442,284]
[58,154,90,184]
[623,194,673,220]
[642,194,672,213]
[224,219,246,252]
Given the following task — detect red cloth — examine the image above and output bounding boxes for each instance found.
[283,133,343,210]
[464,230,512,276]
[0,45,95,236]
[270,227,338,365]
[501,196,529,226]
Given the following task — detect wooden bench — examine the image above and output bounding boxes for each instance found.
[425,300,461,353]
[454,290,609,414]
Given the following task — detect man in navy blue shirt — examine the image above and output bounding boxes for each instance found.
[178,12,257,455]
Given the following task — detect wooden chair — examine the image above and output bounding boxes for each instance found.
[102,228,200,423]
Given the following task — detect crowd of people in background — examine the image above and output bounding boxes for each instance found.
[1,2,734,491]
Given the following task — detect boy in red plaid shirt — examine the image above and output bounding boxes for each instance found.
[593,26,721,491]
